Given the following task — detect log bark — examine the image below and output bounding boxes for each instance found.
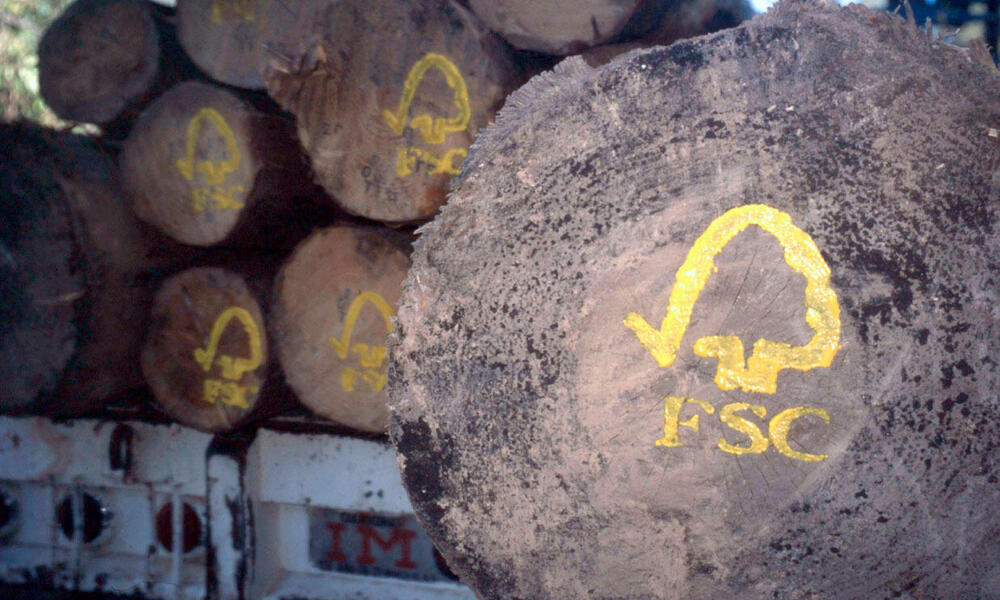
[120,80,330,248]
[263,0,522,224]
[0,122,175,415]
[271,224,411,432]
[467,0,645,55]
[389,3,1000,599]
[141,266,280,432]
[38,0,202,138]
[176,0,269,89]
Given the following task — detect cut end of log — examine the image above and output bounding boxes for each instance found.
[142,266,268,432]
[263,0,520,224]
[176,0,267,89]
[468,0,642,55]
[273,225,411,432]
[121,81,257,246]
[38,0,160,124]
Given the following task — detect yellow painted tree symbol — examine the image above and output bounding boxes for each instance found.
[383,53,471,178]
[176,107,242,186]
[383,53,470,144]
[329,291,395,393]
[624,204,841,394]
[193,306,262,408]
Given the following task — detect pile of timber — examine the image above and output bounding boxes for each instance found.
[7,0,1000,595]
[10,0,752,433]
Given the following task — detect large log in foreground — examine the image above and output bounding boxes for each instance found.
[0,123,166,415]
[389,3,1000,599]
[272,225,411,432]
[121,81,325,248]
[264,0,521,223]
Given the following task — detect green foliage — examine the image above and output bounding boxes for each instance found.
[1,0,75,125]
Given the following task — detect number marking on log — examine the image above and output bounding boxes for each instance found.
[382,53,471,178]
[657,397,830,462]
[193,306,262,408]
[175,107,245,213]
[329,291,394,393]
[624,204,841,394]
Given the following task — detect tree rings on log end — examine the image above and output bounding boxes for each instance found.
[273,225,411,432]
[263,0,520,224]
[121,81,257,246]
[389,2,1000,599]
[142,267,268,432]
[177,0,268,89]
[38,0,159,124]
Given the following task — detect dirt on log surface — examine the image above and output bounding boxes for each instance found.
[388,2,1000,599]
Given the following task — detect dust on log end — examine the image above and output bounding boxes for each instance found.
[272,225,411,432]
[176,0,268,89]
[121,80,316,247]
[38,0,160,124]
[389,2,1000,599]
[142,266,269,432]
[263,0,521,224]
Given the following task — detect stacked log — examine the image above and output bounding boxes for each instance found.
[388,3,1000,599]
[38,0,201,139]
[120,81,329,248]
[272,225,412,432]
[467,0,648,55]
[176,0,269,89]
[263,0,523,223]
[141,266,282,432]
[0,122,180,416]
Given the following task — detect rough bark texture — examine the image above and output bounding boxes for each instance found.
[0,122,171,415]
[272,224,412,432]
[389,3,1000,599]
[176,0,269,89]
[120,80,328,248]
[264,0,522,223]
[142,266,275,432]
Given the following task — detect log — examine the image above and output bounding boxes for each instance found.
[272,224,411,432]
[389,3,1000,599]
[38,0,201,138]
[0,122,172,415]
[625,0,755,47]
[467,0,645,55]
[577,0,755,67]
[176,0,268,89]
[141,266,276,432]
[39,0,160,125]
[263,0,522,223]
[120,80,329,248]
